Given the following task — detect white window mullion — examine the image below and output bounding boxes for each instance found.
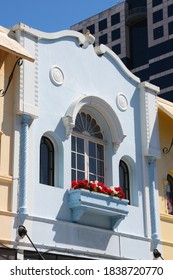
[85,139,89,180]
[71,112,105,182]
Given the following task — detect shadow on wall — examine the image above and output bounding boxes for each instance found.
[53,190,112,251]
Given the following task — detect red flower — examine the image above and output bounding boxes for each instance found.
[71,180,125,199]
[71,180,78,189]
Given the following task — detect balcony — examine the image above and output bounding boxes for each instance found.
[68,189,129,230]
[126,7,147,26]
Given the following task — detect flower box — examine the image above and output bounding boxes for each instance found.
[68,189,129,230]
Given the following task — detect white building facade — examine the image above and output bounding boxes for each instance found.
[6,23,161,259]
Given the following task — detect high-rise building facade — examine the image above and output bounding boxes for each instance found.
[71,0,173,101]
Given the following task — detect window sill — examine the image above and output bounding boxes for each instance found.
[68,189,129,230]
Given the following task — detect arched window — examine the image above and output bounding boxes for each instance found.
[119,160,130,201]
[40,136,54,186]
[71,111,104,182]
[166,174,173,215]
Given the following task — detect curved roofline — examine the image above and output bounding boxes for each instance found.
[95,44,140,84]
[10,23,86,44]
[10,23,141,81]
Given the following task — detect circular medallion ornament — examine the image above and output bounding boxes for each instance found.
[50,65,64,86]
[116,93,128,111]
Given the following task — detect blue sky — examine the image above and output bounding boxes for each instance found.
[1,0,124,32]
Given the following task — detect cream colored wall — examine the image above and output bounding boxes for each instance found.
[157,109,173,259]
[0,50,17,247]
[0,50,15,211]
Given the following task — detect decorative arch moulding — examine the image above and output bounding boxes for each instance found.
[62,95,126,152]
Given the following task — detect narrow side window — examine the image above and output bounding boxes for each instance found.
[40,136,54,186]
[166,174,173,215]
[119,160,130,202]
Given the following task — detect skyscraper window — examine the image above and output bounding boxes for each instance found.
[99,19,107,31]
[111,13,120,26]
[152,0,162,7]
[111,28,120,41]
[153,10,163,23]
[153,26,164,40]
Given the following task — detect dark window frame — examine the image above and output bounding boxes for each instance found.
[119,160,130,203]
[166,174,173,215]
[40,136,54,186]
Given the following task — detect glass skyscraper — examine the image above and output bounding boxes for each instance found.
[71,0,173,101]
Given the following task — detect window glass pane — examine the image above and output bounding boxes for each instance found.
[71,136,76,151]
[77,171,85,180]
[99,34,108,45]
[72,112,104,182]
[112,44,121,55]
[89,174,96,182]
[119,166,125,185]
[89,158,96,174]
[152,0,162,7]
[168,4,173,17]
[40,136,54,186]
[153,10,163,23]
[119,160,130,202]
[111,28,120,41]
[74,112,103,139]
[86,114,91,130]
[97,144,104,160]
[77,154,85,170]
[153,26,164,40]
[98,176,104,183]
[111,13,120,26]
[71,152,76,168]
[72,169,76,181]
[92,125,101,136]
[168,21,173,35]
[77,138,84,153]
[96,133,104,139]
[89,141,96,157]
[99,19,107,31]
[97,160,104,176]
[90,118,96,130]
[166,174,173,215]
[87,24,95,34]
[40,144,49,180]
